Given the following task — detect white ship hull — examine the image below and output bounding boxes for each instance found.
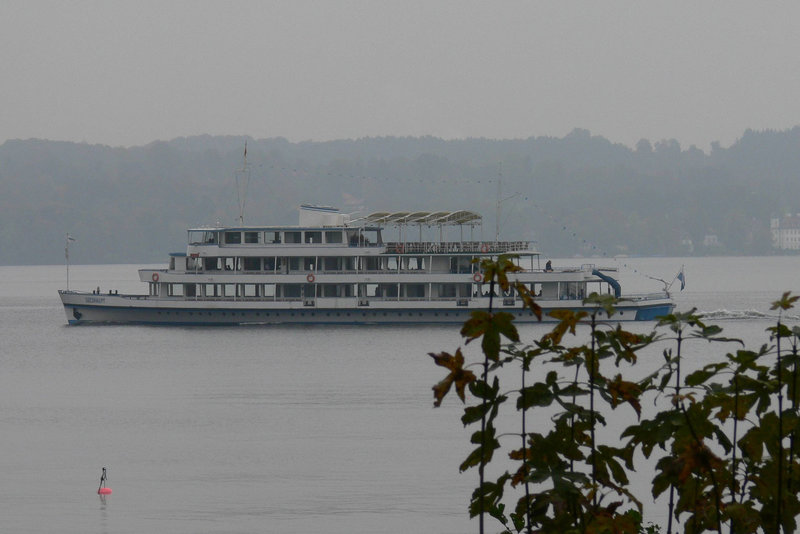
[59,291,673,325]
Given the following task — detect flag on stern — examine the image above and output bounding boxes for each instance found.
[676,267,685,291]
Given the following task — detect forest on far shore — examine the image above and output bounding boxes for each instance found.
[1,127,799,266]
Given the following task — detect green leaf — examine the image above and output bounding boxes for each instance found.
[770,291,799,311]
[429,348,477,406]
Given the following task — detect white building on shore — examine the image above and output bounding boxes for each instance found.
[771,214,800,250]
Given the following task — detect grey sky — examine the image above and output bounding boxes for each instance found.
[2,1,799,150]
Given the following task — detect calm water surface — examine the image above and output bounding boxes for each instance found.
[1,257,799,533]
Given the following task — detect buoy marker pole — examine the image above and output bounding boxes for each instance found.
[97,467,112,495]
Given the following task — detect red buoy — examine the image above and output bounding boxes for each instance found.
[98,487,112,495]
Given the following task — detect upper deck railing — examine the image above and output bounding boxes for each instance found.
[385,241,533,255]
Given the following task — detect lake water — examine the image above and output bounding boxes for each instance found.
[1,256,799,533]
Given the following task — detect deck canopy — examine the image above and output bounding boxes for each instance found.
[353,210,482,227]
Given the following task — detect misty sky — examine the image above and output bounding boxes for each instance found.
[2,1,799,151]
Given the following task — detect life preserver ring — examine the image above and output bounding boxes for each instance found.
[480,243,489,253]
[306,273,315,283]
[473,272,483,283]
[152,272,159,282]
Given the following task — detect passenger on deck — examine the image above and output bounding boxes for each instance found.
[545,260,553,272]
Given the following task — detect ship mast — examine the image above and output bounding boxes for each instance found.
[494,163,519,242]
[235,141,251,225]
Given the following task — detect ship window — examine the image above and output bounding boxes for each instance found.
[244,232,259,244]
[225,232,242,244]
[284,231,301,244]
[243,258,260,270]
[325,231,343,244]
[305,231,322,243]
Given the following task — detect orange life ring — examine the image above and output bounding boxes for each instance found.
[152,272,159,282]
[306,273,315,283]
[480,243,489,253]
[473,272,483,283]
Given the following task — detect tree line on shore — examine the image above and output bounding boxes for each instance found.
[2,127,799,265]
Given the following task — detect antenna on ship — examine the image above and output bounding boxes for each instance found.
[494,163,520,242]
[235,141,251,225]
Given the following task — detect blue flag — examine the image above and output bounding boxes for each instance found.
[676,268,685,291]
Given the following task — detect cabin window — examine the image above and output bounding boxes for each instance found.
[224,232,242,244]
[284,231,301,244]
[289,257,301,271]
[264,257,275,271]
[185,284,197,297]
[202,231,218,244]
[283,284,302,298]
[270,232,281,244]
[323,257,339,270]
[243,284,257,297]
[204,257,220,271]
[305,231,322,243]
[169,284,184,296]
[244,232,260,244]
[325,231,343,244]
[243,257,261,270]
[406,284,426,298]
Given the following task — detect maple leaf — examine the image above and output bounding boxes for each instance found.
[479,254,522,293]
[429,348,477,407]
[460,311,519,362]
[606,374,642,417]
[514,281,543,320]
[770,291,799,311]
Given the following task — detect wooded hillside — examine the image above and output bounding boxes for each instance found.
[1,127,798,265]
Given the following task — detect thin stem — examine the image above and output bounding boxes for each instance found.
[667,327,683,534]
[790,337,798,495]
[521,358,531,533]
[680,402,723,534]
[777,319,784,533]
[589,312,597,508]
[477,278,495,534]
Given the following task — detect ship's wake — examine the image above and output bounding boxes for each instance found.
[697,309,800,322]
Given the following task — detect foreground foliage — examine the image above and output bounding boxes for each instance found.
[431,257,800,533]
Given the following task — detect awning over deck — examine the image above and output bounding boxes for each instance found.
[353,210,482,227]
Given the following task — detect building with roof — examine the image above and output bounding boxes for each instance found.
[771,214,800,250]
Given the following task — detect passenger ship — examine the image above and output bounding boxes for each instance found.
[58,204,674,325]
